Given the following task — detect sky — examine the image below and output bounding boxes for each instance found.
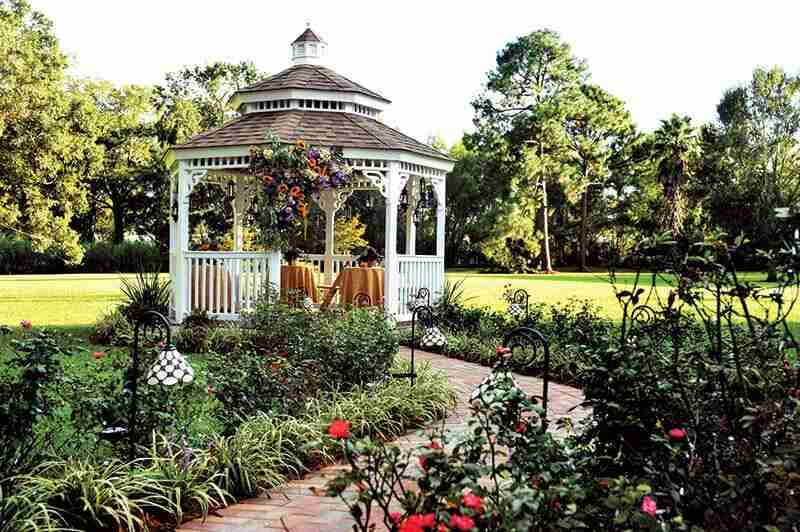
[31,0,800,147]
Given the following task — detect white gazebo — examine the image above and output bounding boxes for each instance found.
[165,27,454,322]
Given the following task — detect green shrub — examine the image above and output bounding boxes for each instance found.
[174,310,214,353]
[89,308,134,346]
[0,236,69,274]
[82,241,165,273]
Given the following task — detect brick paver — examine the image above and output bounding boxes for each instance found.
[178,348,588,531]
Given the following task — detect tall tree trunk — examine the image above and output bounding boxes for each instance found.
[112,206,125,244]
[541,179,553,273]
[579,189,589,272]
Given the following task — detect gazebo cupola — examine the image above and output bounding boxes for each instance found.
[167,26,454,323]
[292,26,327,65]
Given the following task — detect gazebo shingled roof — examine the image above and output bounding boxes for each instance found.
[238,64,391,103]
[174,110,450,160]
[292,27,323,44]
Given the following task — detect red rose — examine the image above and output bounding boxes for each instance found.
[426,440,443,450]
[20,320,32,329]
[388,512,402,524]
[92,351,107,360]
[327,419,351,439]
[462,492,483,512]
[418,455,428,470]
[450,514,475,530]
[401,513,436,532]
[667,428,686,441]
[515,420,527,434]
[598,479,609,489]
[640,495,657,517]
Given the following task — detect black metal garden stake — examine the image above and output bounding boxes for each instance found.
[502,326,551,430]
[99,310,193,463]
[393,304,436,386]
[508,288,531,323]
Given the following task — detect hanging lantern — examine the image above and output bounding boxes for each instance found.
[419,325,447,350]
[171,199,179,222]
[146,345,194,386]
[399,186,409,214]
[226,180,236,203]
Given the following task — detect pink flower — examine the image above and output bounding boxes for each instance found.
[207,385,215,396]
[418,455,428,470]
[667,428,686,441]
[400,513,436,532]
[327,419,351,439]
[495,346,511,355]
[20,320,32,329]
[462,492,483,513]
[92,351,107,360]
[450,514,475,530]
[426,440,443,450]
[641,495,657,517]
[388,512,402,524]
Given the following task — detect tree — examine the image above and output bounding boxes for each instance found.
[473,29,589,271]
[702,67,800,250]
[84,83,162,244]
[0,0,102,262]
[651,115,701,237]
[559,84,636,270]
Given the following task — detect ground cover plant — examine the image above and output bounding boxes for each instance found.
[332,234,800,531]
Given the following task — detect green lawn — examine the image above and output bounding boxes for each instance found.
[0,274,134,328]
[0,270,797,329]
[446,269,800,329]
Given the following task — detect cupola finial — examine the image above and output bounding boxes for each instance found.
[291,25,326,65]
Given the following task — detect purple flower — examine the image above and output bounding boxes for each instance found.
[308,147,320,159]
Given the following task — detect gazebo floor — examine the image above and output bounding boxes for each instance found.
[178,348,588,532]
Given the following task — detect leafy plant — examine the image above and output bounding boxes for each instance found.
[89,308,133,346]
[120,270,171,322]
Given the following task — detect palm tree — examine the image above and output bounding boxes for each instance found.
[652,115,701,237]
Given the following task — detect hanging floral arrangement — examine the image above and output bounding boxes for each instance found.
[250,136,354,248]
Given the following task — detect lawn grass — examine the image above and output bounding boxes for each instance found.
[0,274,135,328]
[1,270,798,330]
[445,268,800,331]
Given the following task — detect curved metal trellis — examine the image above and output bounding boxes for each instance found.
[392,304,436,386]
[630,304,658,331]
[503,327,551,430]
[508,288,530,322]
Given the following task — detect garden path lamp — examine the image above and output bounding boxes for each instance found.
[99,310,192,463]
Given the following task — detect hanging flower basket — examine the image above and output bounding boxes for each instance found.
[250,136,355,248]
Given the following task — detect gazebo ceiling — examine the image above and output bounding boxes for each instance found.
[174,110,451,161]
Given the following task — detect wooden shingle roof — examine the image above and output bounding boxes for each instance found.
[239,64,390,103]
[174,110,451,161]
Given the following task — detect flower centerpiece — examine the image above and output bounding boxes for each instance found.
[250,136,355,248]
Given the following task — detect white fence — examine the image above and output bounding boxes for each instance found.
[184,251,280,319]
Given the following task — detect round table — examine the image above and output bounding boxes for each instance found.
[281,264,319,303]
[322,267,384,308]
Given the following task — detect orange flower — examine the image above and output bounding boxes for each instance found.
[92,351,107,360]
[262,175,274,185]
[199,243,210,251]
[307,158,317,169]
[278,183,289,193]
[298,202,309,217]
[297,192,305,201]
[295,139,306,149]
[290,186,302,197]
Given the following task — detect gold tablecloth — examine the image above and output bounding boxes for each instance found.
[281,264,319,303]
[322,267,384,308]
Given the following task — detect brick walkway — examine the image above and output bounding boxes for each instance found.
[178,348,588,532]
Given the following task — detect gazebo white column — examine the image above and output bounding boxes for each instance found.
[318,188,350,285]
[433,178,446,258]
[404,177,416,256]
[174,161,193,321]
[383,162,408,315]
